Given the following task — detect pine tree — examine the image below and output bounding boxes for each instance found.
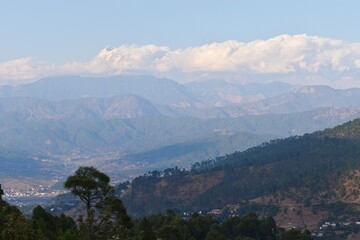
[0,184,4,200]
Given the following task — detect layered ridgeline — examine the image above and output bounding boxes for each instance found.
[1,103,359,176]
[122,118,360,229]
[1,76,360,157]
[3,75,360,114]
[2,75,360,183]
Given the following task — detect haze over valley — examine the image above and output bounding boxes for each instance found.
[2,75,360,204]
[3,2,360,239]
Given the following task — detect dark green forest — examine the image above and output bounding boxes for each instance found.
[4,119,360,239]
[123,119,360,215]
[0,169,310,240]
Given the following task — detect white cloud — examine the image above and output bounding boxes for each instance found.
[2,34,360,87]
[0,58,43,81]
[0,58,85,85]
[88,45,170,74]
[87,35,360,79]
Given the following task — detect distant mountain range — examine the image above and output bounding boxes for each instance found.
[242,85,360,115]
[3,75,360,116]
[184,80,294,106]
[0,101,359,159]
[0,75,202,107]
[3,75,360,234]
[1,75,360,180]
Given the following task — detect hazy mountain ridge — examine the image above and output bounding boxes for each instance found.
[184,80,295,107]
[0,75,203,108]
[0,105,359,155]
[112,131,277,171]
[0,95,164,121]
[1,105,359,187]
[3,75,360,119]
[241,85,360,115]
[2,75,360,191]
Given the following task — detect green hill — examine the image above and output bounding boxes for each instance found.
[122,119,360,229]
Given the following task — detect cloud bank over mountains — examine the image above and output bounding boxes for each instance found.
[1,34,360,87]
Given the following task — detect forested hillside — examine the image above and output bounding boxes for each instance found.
[122,119,360,231]
[0,169,311,240]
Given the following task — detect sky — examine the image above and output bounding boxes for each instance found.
[1,1,360,87]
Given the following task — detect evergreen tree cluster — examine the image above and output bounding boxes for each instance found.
[0,168,311,240]
[124,121,360,215]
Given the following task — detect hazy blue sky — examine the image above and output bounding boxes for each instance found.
[1,0,359,63]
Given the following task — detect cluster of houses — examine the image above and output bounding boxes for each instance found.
[311,220,360,238]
